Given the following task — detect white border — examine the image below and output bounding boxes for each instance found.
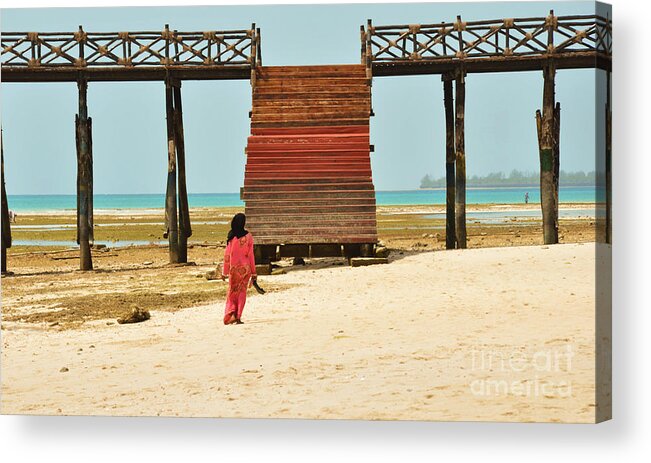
[1,1,649,462]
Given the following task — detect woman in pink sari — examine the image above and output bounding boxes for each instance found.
[221,213,257,325]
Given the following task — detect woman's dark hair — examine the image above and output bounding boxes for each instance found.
[227,212,248,243]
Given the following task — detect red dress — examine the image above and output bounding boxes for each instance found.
[221,233,257,324]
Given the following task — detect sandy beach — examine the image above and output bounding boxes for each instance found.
[1,241,607,422]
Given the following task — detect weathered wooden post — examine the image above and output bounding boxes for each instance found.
[454,67,467,249]
[360,25,366,64]
[1,130,11,274]
[162,25,179,264]
[365,19,373,84]
[535,11,560,245]
[442,73,456,249]
[76,76,93,270]
[537,64,559,244]
[553,102,561,245]
[605,69,612,244]
[249,24,257,87]
[553,102,561,209]
[88,117,94,243]
[164,75,180,264]
[256,27,262,67]
[173,82,191,263]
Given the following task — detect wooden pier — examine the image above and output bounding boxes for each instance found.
[0,11,612,273]
[1,24,260,271]
[362,11,611,248]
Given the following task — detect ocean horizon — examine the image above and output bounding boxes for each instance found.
[7,186,600,213]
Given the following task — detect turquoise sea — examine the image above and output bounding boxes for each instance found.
[7,186,599,213]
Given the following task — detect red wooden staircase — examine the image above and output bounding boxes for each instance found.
[243,64,377,261]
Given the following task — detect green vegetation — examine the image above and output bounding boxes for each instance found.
[420,170,598,188]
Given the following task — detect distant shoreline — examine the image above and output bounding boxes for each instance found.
[419,184,599,190]
[7,187,599,213]
[7,185,602,196]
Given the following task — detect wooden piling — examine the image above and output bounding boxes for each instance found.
[88,117,94,243]
[454,69,467,249]
[1,131,11,274]
[443,74,456,249]
[553,102,560,202]
[605,69,612,244]
[553,102,561,235]
[173,82,192,263]
[538,63,559,244]
[165,77,179,263]
[76,78,93,270]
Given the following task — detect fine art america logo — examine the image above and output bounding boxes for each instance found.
[468,345,575,398]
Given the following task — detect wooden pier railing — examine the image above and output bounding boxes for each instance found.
[1,24,261,81]
[363,12,611,76]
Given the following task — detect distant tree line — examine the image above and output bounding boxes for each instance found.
[420,170,600,188]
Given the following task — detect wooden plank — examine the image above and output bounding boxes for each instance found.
[256,79,369,87]
[257,64,368,76]
[252,110,371,120]
[244,177,374,185]
[247,143,370,150]
[256,77,368,86]
[244,184,375,193]
[248,129,369,138]
[254,236,378,245]
[248,228,379,238]
[253,99,371,109]
[245,198,376,207]
[246,165,372,173]
[253,91,370,101]
[246,204,377,213]
[247,212,377,221]
[252,119,370,128]
[247,154,371,161]
[248,221,377,230]
[350,257,388,267]
[241,190,376,200]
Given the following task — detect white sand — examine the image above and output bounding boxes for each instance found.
[1,243,606,422]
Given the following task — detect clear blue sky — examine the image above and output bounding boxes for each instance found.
[1,1,607,194]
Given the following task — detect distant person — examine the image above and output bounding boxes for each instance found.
[221,213,257,325]
[8,209,16,223]
[524,192,529,204]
